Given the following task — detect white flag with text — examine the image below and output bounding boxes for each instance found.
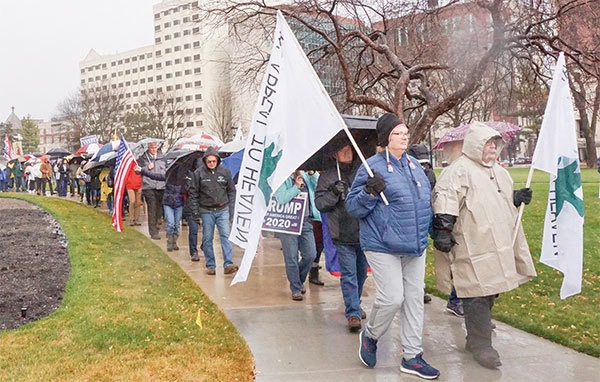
[532,52,584,299]
[229,11,347,285]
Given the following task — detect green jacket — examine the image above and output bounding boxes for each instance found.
[274,172,321,222]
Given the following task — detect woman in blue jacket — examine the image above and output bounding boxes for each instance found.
[345,113,439,380]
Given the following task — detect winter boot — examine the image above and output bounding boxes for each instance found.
[463,296,501,369]
[309,266,324,286]
[172,234,179,250]
[166,234,174,252]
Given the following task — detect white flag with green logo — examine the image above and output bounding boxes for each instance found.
[532,52,584,299]
[229,11,346,285]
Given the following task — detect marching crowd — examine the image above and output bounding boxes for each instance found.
[1,113,540,379]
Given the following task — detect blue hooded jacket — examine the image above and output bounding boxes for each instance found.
[345,151,433,256]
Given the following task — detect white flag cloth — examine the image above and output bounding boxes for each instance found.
[229,11,347,285]
[531,52,584,299]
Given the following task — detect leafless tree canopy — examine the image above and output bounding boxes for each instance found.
[205,86,239,142]
[197,0,600,146]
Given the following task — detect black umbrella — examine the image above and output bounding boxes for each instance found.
[299,114,378,171]
[46,147,71,157]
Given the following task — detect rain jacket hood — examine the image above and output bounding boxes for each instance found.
[462,122,504,167]
[202,147,221,167]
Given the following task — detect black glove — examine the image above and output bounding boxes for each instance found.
[432,214,458,253]
[433,230,457,253]
[193,215,202,225]
[364,172,386,195]
[331,180,349,196]
[513,187,533,207]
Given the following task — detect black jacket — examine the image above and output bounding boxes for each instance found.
[315,159,361,245]
[188,147,236,218]
[141,166,184,208]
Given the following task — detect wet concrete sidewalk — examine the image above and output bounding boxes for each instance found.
[130,218,599,382]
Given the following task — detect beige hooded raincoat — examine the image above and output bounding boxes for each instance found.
[432,123,537,298]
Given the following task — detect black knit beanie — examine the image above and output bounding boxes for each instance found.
[376,113,402,147]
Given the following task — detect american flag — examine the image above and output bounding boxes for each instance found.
[3,134,13,160]
[111,137,137,232]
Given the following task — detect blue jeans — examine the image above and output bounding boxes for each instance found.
[58,177,68,196]
[188,217,199,255]
[201,210,233,269]
[164,205,183,236]
[277,219,317,294]
[448,286,461,306]
[336,244,369,319]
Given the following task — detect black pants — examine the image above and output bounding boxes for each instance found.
[41,178,52,194]
[143,189,164,237]
[462,295,496,350]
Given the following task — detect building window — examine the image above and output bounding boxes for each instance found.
[141,90,146,95]
[165,34,171,41]
[184,56,191,62]
[194,67,201,74]
[125,81,131,86]
[193,27,200,34]
[193,54,200,61]
[192,14,199,21]
[165,48,172,53]
[132,68,138,73]
[148,77,154,82]
[139,54,145,60]
[184,29,190,36]
[184,43,191,49]
[175,71,182,77]
[133,91,139,97]
[118,71,123,76]
[111,61,116,67]
[133,80,138,85]
[176,97,182,102]
[185,69,191,75]
[111,73,116,78]
[155,25,161,32]
[140,78,146,83]
[155,37,161,43]
[176,84,182,90]
[140,66,145,72]
[156,50,162,57]
[174,20,180,26]
[125,69,130,75]
[196,120,203,126]
[125,58,130,63]
[156,62,162,68]
[167,85,173,91]
[186,95,192,101]
[187,121,194,127]
[166,60,172,66]
[147,65,153,70]
[193,41,200,48]
[195,94,202,100]
[164,22,171,28]
[175,46,181,52]
[132,56,137,62]
[194,80,201,87]
[175,58,181,64]
[183,16,190,23]
[146,52,153,58]
[174,32,181,38]
[156,75,162,81]
[118,59,123,64]
[166,73,173,78]
[154,13,160,19]
[185,82,192,88]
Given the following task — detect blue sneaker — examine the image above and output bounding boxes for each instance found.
[400,353,440,379]
[359,330,377,367]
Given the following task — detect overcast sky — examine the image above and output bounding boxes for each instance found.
[0,0,158,122]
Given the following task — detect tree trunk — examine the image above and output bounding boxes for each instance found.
[571,79,598,168]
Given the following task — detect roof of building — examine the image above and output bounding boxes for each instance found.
[4,107,22,130]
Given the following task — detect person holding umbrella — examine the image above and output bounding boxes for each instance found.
[137,142,166,240]
[315,143,368,332]
[40,157,54,196]
[346,113,440,379]
[57,158,70,197]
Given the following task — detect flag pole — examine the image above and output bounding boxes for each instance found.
[512,165,535,245]
[341,126,389,205]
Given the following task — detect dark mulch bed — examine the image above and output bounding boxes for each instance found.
[0,198,70,331]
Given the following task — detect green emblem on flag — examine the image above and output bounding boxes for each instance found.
[555,156,584,217]
[258,141,282,201]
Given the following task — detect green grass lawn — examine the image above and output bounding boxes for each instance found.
[0,195,254,381]
[426,167,600,357]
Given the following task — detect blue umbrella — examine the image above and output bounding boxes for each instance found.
[221,149,244,180]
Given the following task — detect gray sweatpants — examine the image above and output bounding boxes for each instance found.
[364,251,426,359]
